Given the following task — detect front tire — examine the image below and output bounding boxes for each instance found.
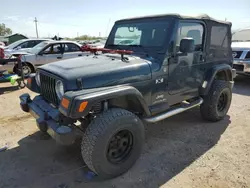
[14,63,34,77]
[81,108,145,179]
[200,80,232,121]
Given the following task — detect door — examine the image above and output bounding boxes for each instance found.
[168,21,205,95]
[36,43,63,65]
[62,43,83,60]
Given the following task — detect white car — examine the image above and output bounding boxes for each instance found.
[3,38,51,56]
[4,40,88,77]
[232,29,250,75]
[0,41,5,47]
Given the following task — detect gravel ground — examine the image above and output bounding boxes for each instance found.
[0,76,250,188]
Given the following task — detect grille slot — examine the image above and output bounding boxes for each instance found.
[245,51,250,59]
[232,51,243,58]
[233,64,244,72]
[40,73,58,105]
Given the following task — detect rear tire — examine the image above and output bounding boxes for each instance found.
[81,108,145,179]
[200,80,232,122]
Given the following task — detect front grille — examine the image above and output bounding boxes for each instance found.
[233,64,244,72]
[232,51,243,58]
[40,73,58,105]
[245,51,250,59]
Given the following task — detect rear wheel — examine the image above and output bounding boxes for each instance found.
[200,80,232,121]
[81,108,145,179]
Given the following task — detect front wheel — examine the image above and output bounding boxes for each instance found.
[14,63,34,78]
[81,108,145,179]
[200,80,232,122]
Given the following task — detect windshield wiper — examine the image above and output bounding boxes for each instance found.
[127,45,150,57]
[105,44,122,50]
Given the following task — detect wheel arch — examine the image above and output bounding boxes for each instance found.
[61,85,152,119]
[199,64,233,96]
[13,61,35,73]
[108,94,148,116]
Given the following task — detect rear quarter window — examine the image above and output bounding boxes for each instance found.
[210,26,229,58]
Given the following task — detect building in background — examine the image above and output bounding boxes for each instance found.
[0,33,28,45]
[232,28,250,42]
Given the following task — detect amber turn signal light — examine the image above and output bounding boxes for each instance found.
[27,78,32,84]
[78,101,88,112]
[61,98,70,109]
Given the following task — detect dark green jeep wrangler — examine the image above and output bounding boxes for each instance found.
[20,14,236,179]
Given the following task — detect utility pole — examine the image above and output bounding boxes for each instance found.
[34,17,39,38]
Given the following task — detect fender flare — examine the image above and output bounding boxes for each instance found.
[25,73,40,93]
[60,85,151,118]
[199,64,233,96]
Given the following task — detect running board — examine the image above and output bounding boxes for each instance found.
[143,98,203,123]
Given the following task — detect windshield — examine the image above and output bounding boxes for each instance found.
[28,41,50,54]
[106,19,171,49]
[6,39,26,49]
[232,29,250,42]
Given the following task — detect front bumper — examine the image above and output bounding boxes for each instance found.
[19,93,79,145]
[233,60,250,74]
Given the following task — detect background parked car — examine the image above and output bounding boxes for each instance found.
[232,29,250,75]
[87,39,106,48]
[7,40,88,77]
[0,41,5,47]
[3,38,52,57]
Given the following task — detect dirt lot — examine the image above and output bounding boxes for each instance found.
[0,76,250,188]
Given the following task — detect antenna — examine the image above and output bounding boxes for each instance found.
[105,18,111,37]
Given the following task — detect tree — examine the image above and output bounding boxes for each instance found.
[0,23,12,36]
[74,35,102,41]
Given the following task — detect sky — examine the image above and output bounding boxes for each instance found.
[1,0,250,38]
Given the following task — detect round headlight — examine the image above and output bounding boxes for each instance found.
[35,72,40,86]
[55,80,64,99]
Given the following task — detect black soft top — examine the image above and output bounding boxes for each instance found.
[116,14,231,25]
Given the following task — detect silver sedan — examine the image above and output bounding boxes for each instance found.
[4,40,88,77]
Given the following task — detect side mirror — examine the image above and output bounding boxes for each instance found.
[179,38,195,53]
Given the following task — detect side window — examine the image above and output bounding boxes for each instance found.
[42,44,62,54]
[64,43,81,52]
[176,22,204,51]
[34,40,43,46]
[210,26,229,58]
[17,41,28,49]
[27,41,37,48]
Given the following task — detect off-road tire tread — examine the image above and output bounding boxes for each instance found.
[81,108,138,174]
[200,80,231,122]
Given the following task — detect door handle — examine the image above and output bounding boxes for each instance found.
[78,54,82,57]
[57,57,62,59]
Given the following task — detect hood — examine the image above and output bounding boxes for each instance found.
[231,42,250,49]
[4,50,31,58]
[40,53,152,89]
[4,48,32,52]
[4,49,32,56]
